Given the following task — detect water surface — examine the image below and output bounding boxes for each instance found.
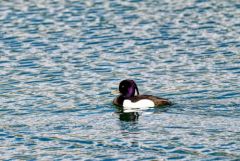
[0,0,240,160]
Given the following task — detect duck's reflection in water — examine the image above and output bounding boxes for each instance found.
[115,106,140,122]
[115,105,170,122]
[119,112,139,122]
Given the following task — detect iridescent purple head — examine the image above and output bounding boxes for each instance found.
[119,79,139,98]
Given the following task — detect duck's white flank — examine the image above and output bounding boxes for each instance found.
[123,99,155,109]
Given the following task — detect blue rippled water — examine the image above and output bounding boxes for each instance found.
[0,0,240,160]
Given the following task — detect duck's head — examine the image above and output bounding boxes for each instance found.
[119,79,139,98]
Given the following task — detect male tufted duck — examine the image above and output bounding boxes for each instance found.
[113,79,172,108]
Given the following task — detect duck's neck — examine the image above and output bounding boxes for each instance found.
[118,94,133,106]
[117,95,124,106]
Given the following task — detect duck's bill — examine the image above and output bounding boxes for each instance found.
[111,90,120,95]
